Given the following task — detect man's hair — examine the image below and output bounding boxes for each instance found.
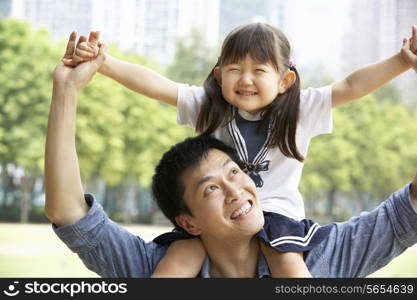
[152,135,243,231]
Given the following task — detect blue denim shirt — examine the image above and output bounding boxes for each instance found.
[53,184,417,278]
[52,194,271,277]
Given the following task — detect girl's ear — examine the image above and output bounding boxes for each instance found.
[213,67,222,86]
[175,214,202,236]
[278,70,296,93]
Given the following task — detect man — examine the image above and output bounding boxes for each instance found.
[45,32,417,278]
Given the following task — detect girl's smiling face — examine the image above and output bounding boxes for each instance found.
[214,54,294,115]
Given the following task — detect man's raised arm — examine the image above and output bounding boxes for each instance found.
[44,32,106,226]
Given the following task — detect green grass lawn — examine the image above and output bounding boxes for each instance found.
[0,223,170,277]
[1,223,416,277]
[370,253,417,277]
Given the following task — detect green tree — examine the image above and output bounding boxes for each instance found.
[0,19,60,222]
[373,83,402,105]
[167,29,217,86]
[301,95,417,220]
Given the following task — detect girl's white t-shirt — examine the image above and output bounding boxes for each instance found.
[176,84,333,220]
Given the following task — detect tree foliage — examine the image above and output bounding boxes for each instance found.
[166,29,217,86]
[301,95,417,220]
[0,19,59,176]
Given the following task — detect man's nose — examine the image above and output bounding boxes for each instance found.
[224,183,243,204]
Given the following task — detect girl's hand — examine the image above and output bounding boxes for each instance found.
[400,25,417,71]
[54,31,107,91]
[62,31,100,67]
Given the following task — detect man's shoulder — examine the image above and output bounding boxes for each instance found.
[53,193,169,277]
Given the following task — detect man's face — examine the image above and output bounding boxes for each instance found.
[179,149,265,241]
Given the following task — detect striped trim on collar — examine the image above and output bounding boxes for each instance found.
[269,223,321,247]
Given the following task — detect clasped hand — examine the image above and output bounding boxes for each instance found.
[53,31,106,91]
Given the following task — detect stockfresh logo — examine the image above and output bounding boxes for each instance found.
[3,281,20,297]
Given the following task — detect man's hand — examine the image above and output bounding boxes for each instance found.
[53,31,106,91]
[401,25,417,72]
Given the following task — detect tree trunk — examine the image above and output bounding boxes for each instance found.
[19,172,37,223]
[19,191,30,223]
[1,167,15,207]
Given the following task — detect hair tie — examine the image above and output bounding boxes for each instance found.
[288,61,296,69]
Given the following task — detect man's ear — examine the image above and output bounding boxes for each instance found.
[278,70,296,94]
[213,67,222,86]
[175,214,202,236]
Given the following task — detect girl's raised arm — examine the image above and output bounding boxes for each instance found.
[331,52,409,107]
[99,55,179,106]
[331,25,417,108]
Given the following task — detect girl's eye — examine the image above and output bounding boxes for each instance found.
[255,69,266,72]
[225,65,239,71]
[231,169,239,176]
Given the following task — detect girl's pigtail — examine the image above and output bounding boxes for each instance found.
[262,66,304,162]
[196,67,231,135]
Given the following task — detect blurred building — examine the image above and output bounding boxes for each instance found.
[2,0,94,37]
[141,0,220,65]
[0,0,12,18]
[344,0,417,104]
[177,0,220,48]
[1,0,220,66]
[278,0,351,83]
[219,0,291,39]
[265,0,291,30]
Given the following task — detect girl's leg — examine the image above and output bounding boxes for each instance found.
[260,242,312,277]
[151,238,206,278]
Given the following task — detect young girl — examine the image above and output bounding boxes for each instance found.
[68,23,416,277]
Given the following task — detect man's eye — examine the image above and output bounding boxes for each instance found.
[231,169,239,176]
[255,69,266,72]
[206,185,218,193]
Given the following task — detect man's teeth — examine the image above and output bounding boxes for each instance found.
[231,202,251,219]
